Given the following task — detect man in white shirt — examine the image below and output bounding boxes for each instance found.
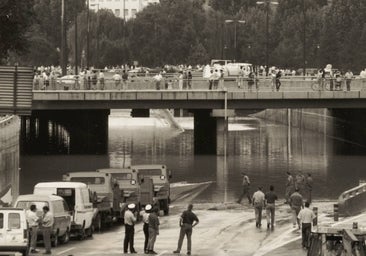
[26,204,40,253]
[297,202,316,249]
[124,204,137,253]
[42,206,54,254]
[252,187,265,228]
[140,204,152,254]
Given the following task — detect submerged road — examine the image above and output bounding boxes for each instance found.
[26,199,366,256]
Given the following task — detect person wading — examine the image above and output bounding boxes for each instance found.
[173,204,199,255]
[252,187,265,228]
[265,185,278,229]
[298,202,316,250]
[237,172,252,204]
[290,188,304,229]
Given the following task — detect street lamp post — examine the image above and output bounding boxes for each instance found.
[302,0,306,77]
[256,0,278,76]
[90,4,100,68]
[86,0,90,69]
[224,19,245,61]
[60,0,66,76]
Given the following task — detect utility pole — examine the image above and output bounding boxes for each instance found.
[61,0,66,76]
[74,12,78,75]
[256,0,278,76]
[303,0,306,77]
[87,0,90,69]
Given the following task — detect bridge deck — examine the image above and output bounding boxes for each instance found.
[32,89,366,109]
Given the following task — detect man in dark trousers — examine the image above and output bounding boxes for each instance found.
[41,206,54,254]
[297,202,316,249]
[265,185,278,229]
[173,204,199,255]
[290,188,304,229]
[140,204,152,254]
[124,203,137,254]
[237,172,252,204]
[147,207,160,254]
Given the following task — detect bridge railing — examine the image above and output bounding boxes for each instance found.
[32,77,366,92]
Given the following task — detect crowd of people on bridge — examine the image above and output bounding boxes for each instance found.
[31,63,366,93]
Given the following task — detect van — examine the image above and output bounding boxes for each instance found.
[33,182,94,240]
[14,194,72,246]
[0,208,29,256]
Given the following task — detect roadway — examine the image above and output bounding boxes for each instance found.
[27,200,366,256]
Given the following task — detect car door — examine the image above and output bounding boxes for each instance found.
[5,211,26,246]
[0,212,5,245]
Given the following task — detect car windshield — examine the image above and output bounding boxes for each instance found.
[112,173,132,180]
[70,177,105,184]
[16,201,49,211]
[138,169,162,176]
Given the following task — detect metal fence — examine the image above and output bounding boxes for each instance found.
[32,76,366,92]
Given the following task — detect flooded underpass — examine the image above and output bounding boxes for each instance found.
[17,109,366,255]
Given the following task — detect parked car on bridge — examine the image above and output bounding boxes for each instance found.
[14,194,72,246]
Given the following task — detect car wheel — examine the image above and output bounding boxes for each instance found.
[78,229,86,241]
[94,214,102,232]
[60,229,70,244]
[163,200,169,216]
[22,247,29,256]
[86,225,94,238]
[52,232,59,247]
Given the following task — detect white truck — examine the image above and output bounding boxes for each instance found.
[62,172,124,228]
[33,182,94,240]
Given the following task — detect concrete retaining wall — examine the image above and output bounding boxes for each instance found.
[254,108,334,135]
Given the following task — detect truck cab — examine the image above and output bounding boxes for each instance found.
[33,182,94,240]
[130,165,171,215]
[97,168,154,214]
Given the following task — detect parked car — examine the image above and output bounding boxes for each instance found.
[0,207,29,256]
[33,182,94,240]
[14,194,72,246]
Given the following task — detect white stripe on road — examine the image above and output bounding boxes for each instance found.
[57,247,75,255]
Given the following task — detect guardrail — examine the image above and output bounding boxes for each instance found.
[32,77,366,92]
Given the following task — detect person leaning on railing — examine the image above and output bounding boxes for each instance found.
[345,70,353,91]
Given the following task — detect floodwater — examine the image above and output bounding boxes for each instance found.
[19,110,366,201]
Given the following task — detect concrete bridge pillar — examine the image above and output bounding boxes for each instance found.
[193,109,235,155]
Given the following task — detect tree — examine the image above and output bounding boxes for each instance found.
[0,0,34,62]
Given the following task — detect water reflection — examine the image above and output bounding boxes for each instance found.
[108,115,365,202]
[19,113,366,202]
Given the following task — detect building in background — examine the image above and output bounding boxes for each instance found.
[89,0,159,20]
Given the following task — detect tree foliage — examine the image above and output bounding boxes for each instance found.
[0,0,35,62]
[8,0,366,72]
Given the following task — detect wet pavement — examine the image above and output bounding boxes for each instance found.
[26,199,366,256]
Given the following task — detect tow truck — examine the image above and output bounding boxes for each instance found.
[97,168,154,217]
[130,165,171,215]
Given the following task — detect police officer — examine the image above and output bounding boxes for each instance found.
[140,204,152,254]
[26,204,40,253]
[124,204,137,254]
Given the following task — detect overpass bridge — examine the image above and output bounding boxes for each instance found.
[2,65,366,155]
